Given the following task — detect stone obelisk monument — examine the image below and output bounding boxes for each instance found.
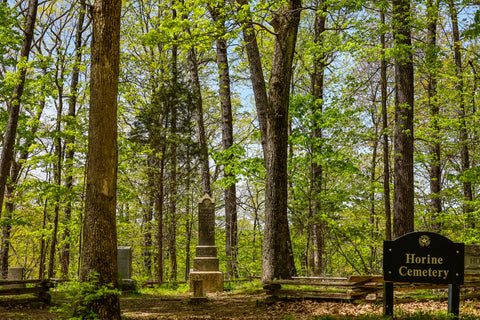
[189,194,223,292]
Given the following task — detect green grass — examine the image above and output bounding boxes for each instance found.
[135,282,190,296]
[224,279,264,294]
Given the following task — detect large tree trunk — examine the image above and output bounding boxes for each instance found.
[392,0,415,238]
[0,0,38,218]
[209,2,238,279]
[448,0,473,227]
[262,0,302,281]
[79,0,122,318]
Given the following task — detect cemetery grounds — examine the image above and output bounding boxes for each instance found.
[2,281,480,319]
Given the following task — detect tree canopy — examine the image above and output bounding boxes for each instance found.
[0,0,479,287]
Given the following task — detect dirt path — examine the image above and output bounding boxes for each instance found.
[1,292,480,319]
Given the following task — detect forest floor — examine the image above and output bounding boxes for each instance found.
[2,289,480,319]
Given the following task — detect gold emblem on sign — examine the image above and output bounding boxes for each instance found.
[419,235,431,247]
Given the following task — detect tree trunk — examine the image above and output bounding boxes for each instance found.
[167,15,178,282]
[184,150,193,281]
[209,2,238,279]
[369,111,379,272]
[79,0,122,318]
[380,7,392,241]
[39,200,48,279]
[426,0,442,231]
[187,46,211,196]
[143,171,154,279]
[262,0,302,281]
[49,61,65,279]
[0,200,13,278]
[392,0,415,238]
[237,0,269,159]
[61,0,86,279]
[448,0,473,227]
[155,127,166,284]
[0,0,38,218]
[310,0,326,276]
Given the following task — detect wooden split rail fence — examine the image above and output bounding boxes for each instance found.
[263,274,480,301]
[0,279,52,305]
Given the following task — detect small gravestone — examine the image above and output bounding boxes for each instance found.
[117,246,137,292]
[5,267,24,289]
[189,195,223,293]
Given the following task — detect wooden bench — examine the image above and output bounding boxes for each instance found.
[0,279,52,305]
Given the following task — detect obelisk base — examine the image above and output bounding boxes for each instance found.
[189,271,224,292]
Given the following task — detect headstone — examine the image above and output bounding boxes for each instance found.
[117,246,132,279]
[6,267,24,289]
[189,194,224,293]
[117,246,137,292]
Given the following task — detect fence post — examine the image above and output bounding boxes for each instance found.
[383,281,393,316]
[448,284,460,320]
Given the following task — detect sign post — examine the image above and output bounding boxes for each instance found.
[383,232,464,319]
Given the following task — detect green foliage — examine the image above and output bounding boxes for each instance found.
[53,276,121,320]
[0,2,21,65]
[463,10,480,39]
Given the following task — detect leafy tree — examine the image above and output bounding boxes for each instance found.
[0,0,38,278]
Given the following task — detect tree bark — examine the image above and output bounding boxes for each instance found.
[237,0,269,159]
[79,0,122,318]
[392,0,415,238]
[209,2,238,279]
[426,0,442,231]
[310,0,326,276]
[262,0,302,281]
[380,7,392,241]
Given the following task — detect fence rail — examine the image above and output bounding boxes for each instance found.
[0,279,51,304]
[263,274,480,301]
